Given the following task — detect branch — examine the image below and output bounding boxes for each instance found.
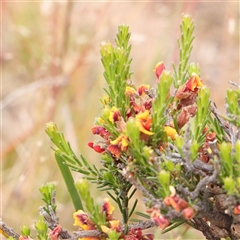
[68,220,156,240]
[0,220,20,239]
[192,218,221,240]
[39,206,72,239]
[122,168,163,208]
[210,101,231,139]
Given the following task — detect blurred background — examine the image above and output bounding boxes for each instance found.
[2,1,239,239]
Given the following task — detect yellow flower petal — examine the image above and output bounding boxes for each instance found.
[164,126,178,140]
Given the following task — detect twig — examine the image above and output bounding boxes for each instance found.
[210,101,231,138]
[1,76,67,110]
[122,168,163,208]
[0,220,20,239]
[68,220,156,240]
[229,81,240,88]
[68,229,107,240]
[192,218,220,240]
[189,160,220,200]
[39,206,72,239]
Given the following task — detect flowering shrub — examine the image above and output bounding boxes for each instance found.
[1,14,240,240]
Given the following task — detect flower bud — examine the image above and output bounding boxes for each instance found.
[154,61,165,80]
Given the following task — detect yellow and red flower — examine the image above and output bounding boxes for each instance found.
[49,225,61,240]
[164,126,178,140]
[124,228,154,240]
[91,126,109,139]
[109,107,122,123]
[151,210,169,230]
[88,142,105,154]
[154,61,165,80]
[73,210,96,230]
[101,220,121,234]
[107,135,129,158]
[135,110,154,136]
[102,198,115,219]
[138,84,150,96]
[186,73,203,91]
[125,86,136,95]
[176,73,203,101]
[110,135,129,151]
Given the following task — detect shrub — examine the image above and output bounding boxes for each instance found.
[1,14,240,240]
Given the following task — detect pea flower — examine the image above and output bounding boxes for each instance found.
[101,220,121,234]
[135,110,154,136]
[109,107,122,123]
[125,86,136,95]
[102,198,115,219]
[164,126,178,140]
[107,135,129,158]
[175,73,203,106]
[163,186,189,212]
[154,61,165,80]
[91,126,109,139]
[124,228,154,240]
[88,142,105,154]
[137,84,150,96]
[186,73,203,91]
[151,210,169,230]
[49,225,61,240]
[73,210,96,230]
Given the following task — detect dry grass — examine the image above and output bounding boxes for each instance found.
[2,2,239,239]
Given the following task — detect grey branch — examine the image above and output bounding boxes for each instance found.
[0,220,20,239]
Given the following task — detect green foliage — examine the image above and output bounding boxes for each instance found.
[100,24,132,118]
[55,152,83,211]
[151,70,173,146]
[75,179,107,227]
[44,15,239,239]
[173,14,195,88]
[20,225,31,237]
[3,14,238,240]
[158,170,171,197]
[188,62,200,76]
[34,216,48,240]
[106,230,122,240]
[226,88,240,127]
[39,183,57,214]
[220,140,240,196]
[194,86,211,142]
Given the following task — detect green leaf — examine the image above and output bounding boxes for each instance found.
[20,225,31,237]
[75,179,107,226]
[223,176,236,195]
[39,183,57,213]
[158,170,171,197]
[173,14,195,88]
[55,152,83,211]
[151,70,173,146]
[161,220,185,234]
[135,211,150,219]
[226,88,240,127]
[35,216,48,240]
